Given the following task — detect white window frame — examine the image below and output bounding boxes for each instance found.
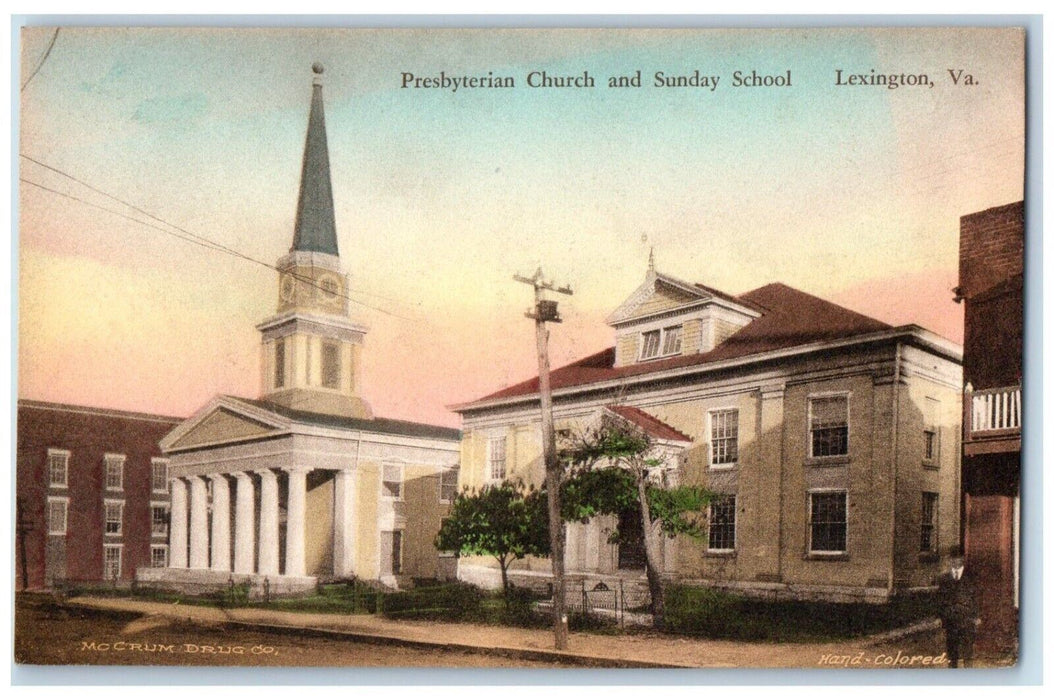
[391,530,404,576]
[707,408,739,469]
[47,448,70,488]
[921,492,939,554]
[47,496,69,536]
[103,544,123,580]
[487,435,507,482]
[150,501,170,538]
[151,458,169,493]
[321,340,341,389]
[150,544,168,569]
[439,466,459,504]
[807,392,851,460]
[808,488,848,555]
[274,338,286,389]
[104,498,125,537]
[638,324,684,361]
[104,454,125,491]
[382,463,404,501]
[707,494,737,553]
[923,397,941,466]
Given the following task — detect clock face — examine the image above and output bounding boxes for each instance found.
[318,274,341,303]
[280,274,297,302]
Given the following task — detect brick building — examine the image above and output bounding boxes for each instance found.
[16,400,182,589]
[955,201,1023,656]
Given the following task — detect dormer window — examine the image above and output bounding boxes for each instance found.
[640,325,683,361]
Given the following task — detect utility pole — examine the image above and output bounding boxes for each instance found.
[514,267,573,650]
[16,499,33,591]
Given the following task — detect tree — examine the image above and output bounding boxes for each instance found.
[561,422,711,629]
[435,481,549,603]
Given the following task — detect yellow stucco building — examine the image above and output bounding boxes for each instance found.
[139,65,460,595]
[454,264,962,603]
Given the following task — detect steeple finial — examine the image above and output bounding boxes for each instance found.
[648,246,655,272]
[291,63,339,256]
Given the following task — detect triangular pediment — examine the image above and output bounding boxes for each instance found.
[161,396,290,452]
[606,271,710,326]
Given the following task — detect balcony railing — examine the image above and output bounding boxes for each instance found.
[965,385,1021,454]
[970,385,1021,433]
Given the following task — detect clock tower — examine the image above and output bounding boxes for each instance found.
[256,64,372,419]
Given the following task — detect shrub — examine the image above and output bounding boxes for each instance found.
[380,582,484,621]
[663,585,938,642]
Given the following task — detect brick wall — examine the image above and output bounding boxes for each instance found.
[958,201,1024,391]
[958,201,1024,300]
[16,401,180,589]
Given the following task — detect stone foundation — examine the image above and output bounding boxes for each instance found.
[136,567,317,598]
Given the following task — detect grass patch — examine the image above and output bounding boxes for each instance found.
[663,585,937,642]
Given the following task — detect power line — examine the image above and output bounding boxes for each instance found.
[20,153,408,305]
[18,158,412,320]
[21,28,59,92]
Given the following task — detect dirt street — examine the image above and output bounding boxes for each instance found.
[16,594,982,670]
[14,596,566,668]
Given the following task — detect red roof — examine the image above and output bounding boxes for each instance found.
[606,405,693,442]
[463,282,893,407]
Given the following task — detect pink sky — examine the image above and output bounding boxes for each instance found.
[17,28,1020,428]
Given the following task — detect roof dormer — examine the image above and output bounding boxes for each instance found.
[608,268,760,368]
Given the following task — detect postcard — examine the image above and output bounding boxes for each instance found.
[15,23,1026,672]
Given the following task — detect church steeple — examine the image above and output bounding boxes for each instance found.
[256,64,372,420]
[292,63,339,256]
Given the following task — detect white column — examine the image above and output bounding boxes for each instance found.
[188,476,209,569]
[233,472,255,574]
[284,467,308,577]
[257,469,280,576]
[169,478,188,568]
[210,475,231,572]
[333,469,356,577]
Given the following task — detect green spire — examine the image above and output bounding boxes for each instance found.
[292,63,339,256]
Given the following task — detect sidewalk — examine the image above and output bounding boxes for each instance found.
[67,595,941,669]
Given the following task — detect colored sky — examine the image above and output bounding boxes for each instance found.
[17,27,1024,427]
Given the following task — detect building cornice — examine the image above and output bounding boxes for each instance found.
[17,399,183,425]
[453,325,962,415]
[255,309,369,336]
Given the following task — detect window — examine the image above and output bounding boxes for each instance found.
[640,325,683,360]
[151,503,169,538]
[104,455,125,491]
[103,545,122,580]
[48,449,69,488]
[924,397,940,464]
[709,409,739,467]
[440,467,459,503]
[47,497,68,536]
[921,492,939,553]
[274,338,286,388]
[104,500,124,536]
[708,495,736,552]
[809,395,849,458]
[391,531,403,576]
[151,459,169,493]
[321,342,341,389]
[382,464,403,500]
[661,325,683,355]
[640,330,661,359]
[809,491,847,554]
[150,545,168,569]
[488,436,507,481]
